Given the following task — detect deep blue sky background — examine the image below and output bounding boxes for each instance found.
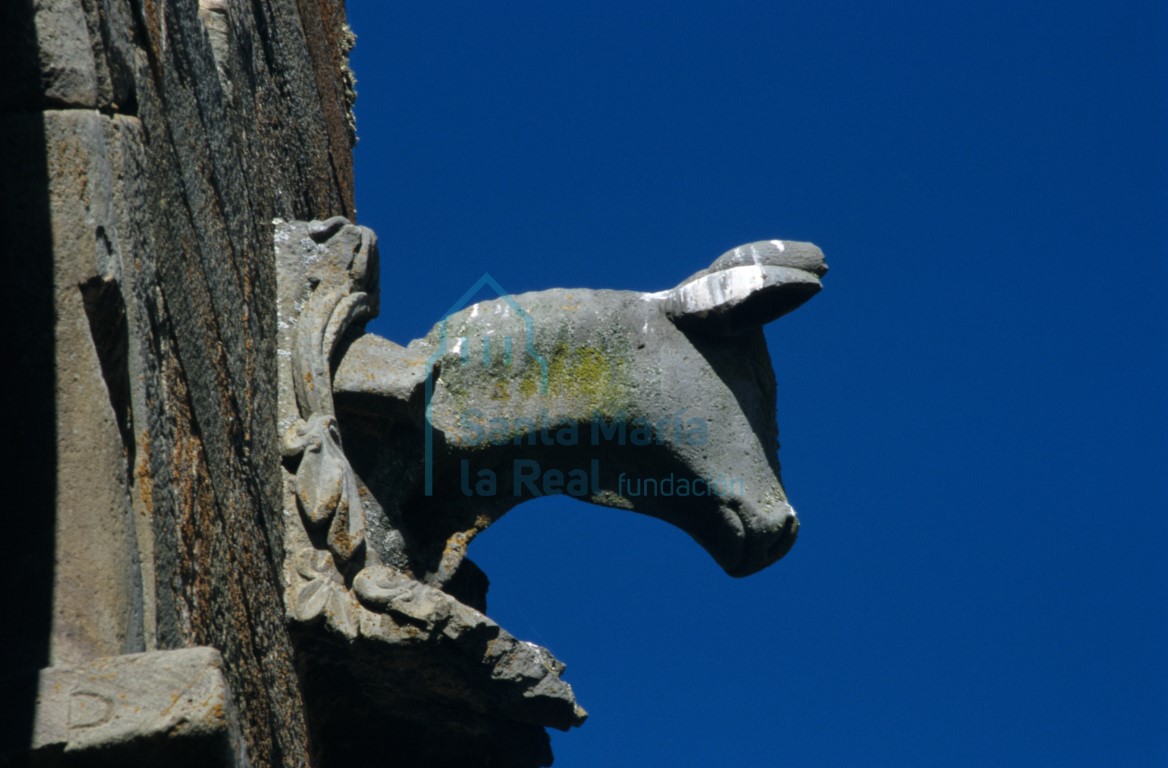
[347,2,1167,764]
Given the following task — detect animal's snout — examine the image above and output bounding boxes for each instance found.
[763,512,799,564]
[728,503,799,577]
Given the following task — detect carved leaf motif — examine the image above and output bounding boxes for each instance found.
[326,461,366,562]
[287,549,361,635]
[325,584,360,639]
[290,549,338,623]
[287,415,366,562]
[353,566,453,630]
[295,579,330,623]
[295,548,335,580]
[291,417,338,524]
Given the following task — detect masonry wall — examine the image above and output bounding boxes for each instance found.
[2,1,356,763]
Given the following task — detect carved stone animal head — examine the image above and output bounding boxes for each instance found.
[334,240,826,596]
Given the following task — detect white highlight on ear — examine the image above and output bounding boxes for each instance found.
[669,265,770,315]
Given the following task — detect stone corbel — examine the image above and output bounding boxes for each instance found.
[274,217,586,740]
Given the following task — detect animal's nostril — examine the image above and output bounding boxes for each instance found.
[766,516,798,561]
[766,538,786,560]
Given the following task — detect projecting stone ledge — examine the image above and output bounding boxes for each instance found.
[275,218,586,766]
[17,648,242,767]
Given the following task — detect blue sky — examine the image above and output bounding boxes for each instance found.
[347,2,1167,764]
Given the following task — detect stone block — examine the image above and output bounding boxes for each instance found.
[24,647,243,767]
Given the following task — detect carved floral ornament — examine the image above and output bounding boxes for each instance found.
[274,216,826,732]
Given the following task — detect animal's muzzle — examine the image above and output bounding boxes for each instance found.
[729,508,800,577]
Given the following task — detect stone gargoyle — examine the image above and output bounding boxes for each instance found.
[275,217,826,752]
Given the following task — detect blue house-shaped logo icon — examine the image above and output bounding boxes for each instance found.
[424,273,548,496]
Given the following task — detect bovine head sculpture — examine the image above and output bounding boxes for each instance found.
[333,239,827,601]
[276,219,828,732]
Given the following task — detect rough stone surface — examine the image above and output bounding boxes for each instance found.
[332,240,826,593]
[27,647,242,765]
[274,219,825,765]
[2,1,828,764]
[33,0,100,108]
[275,219,586,765]
[44,108,142,667]
[4,0,355,764]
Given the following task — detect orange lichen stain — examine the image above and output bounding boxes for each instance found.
[135,428,155,514]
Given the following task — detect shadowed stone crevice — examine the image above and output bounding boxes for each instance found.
[295,624,555,768]
[81,274,135,461]
[0,1,56,755]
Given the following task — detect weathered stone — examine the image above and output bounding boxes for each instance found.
[7,0,358,763]
[77,0,137,112]
[8,0,828,763]
[331,239,826,591]
[276,220,587,763]
[666,239,828,335]
[44,108,142,666]
[33,0,99,107]
[275,219,825,765]
[27,647,242,765]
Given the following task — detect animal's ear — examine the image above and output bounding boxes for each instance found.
[663,240,827,336]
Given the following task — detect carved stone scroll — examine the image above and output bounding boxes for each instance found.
[277,216,377,569]
[274,218,587,751]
